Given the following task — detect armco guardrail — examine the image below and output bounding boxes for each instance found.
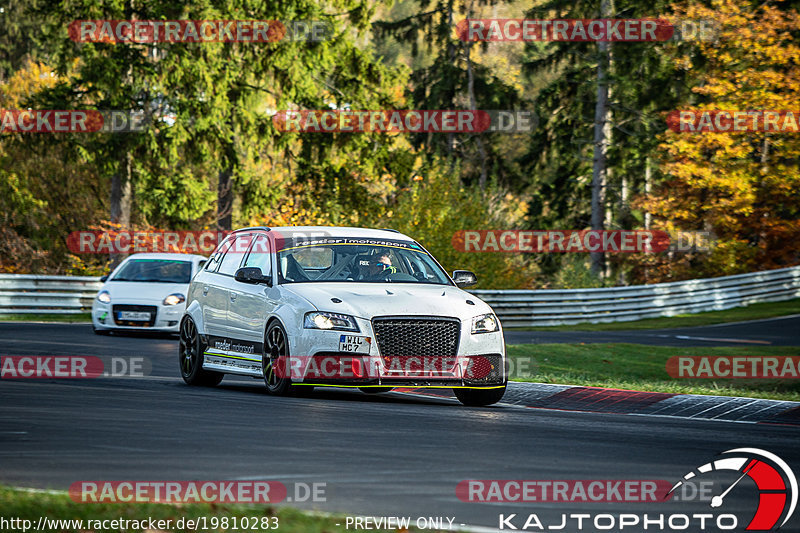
[0,274,102,314]
[0,266,798,322]
[471,266,800,327]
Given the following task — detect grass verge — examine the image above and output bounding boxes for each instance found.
[506,298,800,331]
[0,485,409,533]
[0,313,92,323]
[507,343,800,401]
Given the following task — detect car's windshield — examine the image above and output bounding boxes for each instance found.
[110,259,193,283]
[276,238,452,285]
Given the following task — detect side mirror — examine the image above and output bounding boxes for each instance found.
[235,267,271,286]
[99,275,108,282]
[452,270,477,288]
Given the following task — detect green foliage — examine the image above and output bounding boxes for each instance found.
[373,157,538,288]
[552,255,606,289]
[520,0,691,281]
[372,0,529,190]
[0,0,49,79]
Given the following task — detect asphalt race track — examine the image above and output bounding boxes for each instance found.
[503,315,800,346]
[1,322,800,531]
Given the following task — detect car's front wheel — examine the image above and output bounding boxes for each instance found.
[262,321,295,395]
[179,317,223,386]
[453,385,506,406]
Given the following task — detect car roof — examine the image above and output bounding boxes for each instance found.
[122,253,206,261]
[233,226,415,242]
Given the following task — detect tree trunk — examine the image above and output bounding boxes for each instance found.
[109,151,132,269]
[591,0,613,277]
[463,11,488,190]
[217,115,236,231]
[644,157,652,230]
[445,0,457,160]
[217,165,233,231]
[109,52,134,269]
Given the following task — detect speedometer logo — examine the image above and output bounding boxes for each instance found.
[668,448,798,530]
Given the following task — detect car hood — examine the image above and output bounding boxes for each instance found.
[101,281,189,303]
[282,283,493,320]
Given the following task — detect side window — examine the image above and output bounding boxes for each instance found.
[205,239,232,272]
[217,235,251,276]
[242,235,272,275]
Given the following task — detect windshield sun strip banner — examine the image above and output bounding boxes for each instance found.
[277,238,421,253]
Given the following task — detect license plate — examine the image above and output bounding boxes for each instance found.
[339,335,371,354]
[119,311,151,321]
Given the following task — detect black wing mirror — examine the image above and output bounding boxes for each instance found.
[235,267,272,286]
[452,270,477,288]
[99,275,108,282]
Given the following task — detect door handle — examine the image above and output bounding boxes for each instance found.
[202,286,209,296]
[230,293,237,302]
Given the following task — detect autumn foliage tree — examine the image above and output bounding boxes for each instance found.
[637,0,800,280]
[0,61,109,273]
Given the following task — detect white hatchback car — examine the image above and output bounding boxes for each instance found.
[92,253,207,334]
[179,227,507,406]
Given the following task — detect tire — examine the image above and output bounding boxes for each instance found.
[359,387,394,394]
[453,384,506,406]
[262,321,295,395]
[179,317,224,386]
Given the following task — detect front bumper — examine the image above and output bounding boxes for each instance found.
[289,316,506,388]
[91,300,184,333]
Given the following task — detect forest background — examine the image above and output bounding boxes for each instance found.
[1,0,798,289]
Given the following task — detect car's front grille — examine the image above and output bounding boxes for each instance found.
[372,317,461,370]
[112,304,157,327]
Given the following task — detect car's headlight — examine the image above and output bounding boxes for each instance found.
[163,293,186,306]
[471,313,499,334]
[304,312,359,332]
[96,290,111,304]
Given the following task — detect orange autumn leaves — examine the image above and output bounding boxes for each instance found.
[639,0,800,277]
